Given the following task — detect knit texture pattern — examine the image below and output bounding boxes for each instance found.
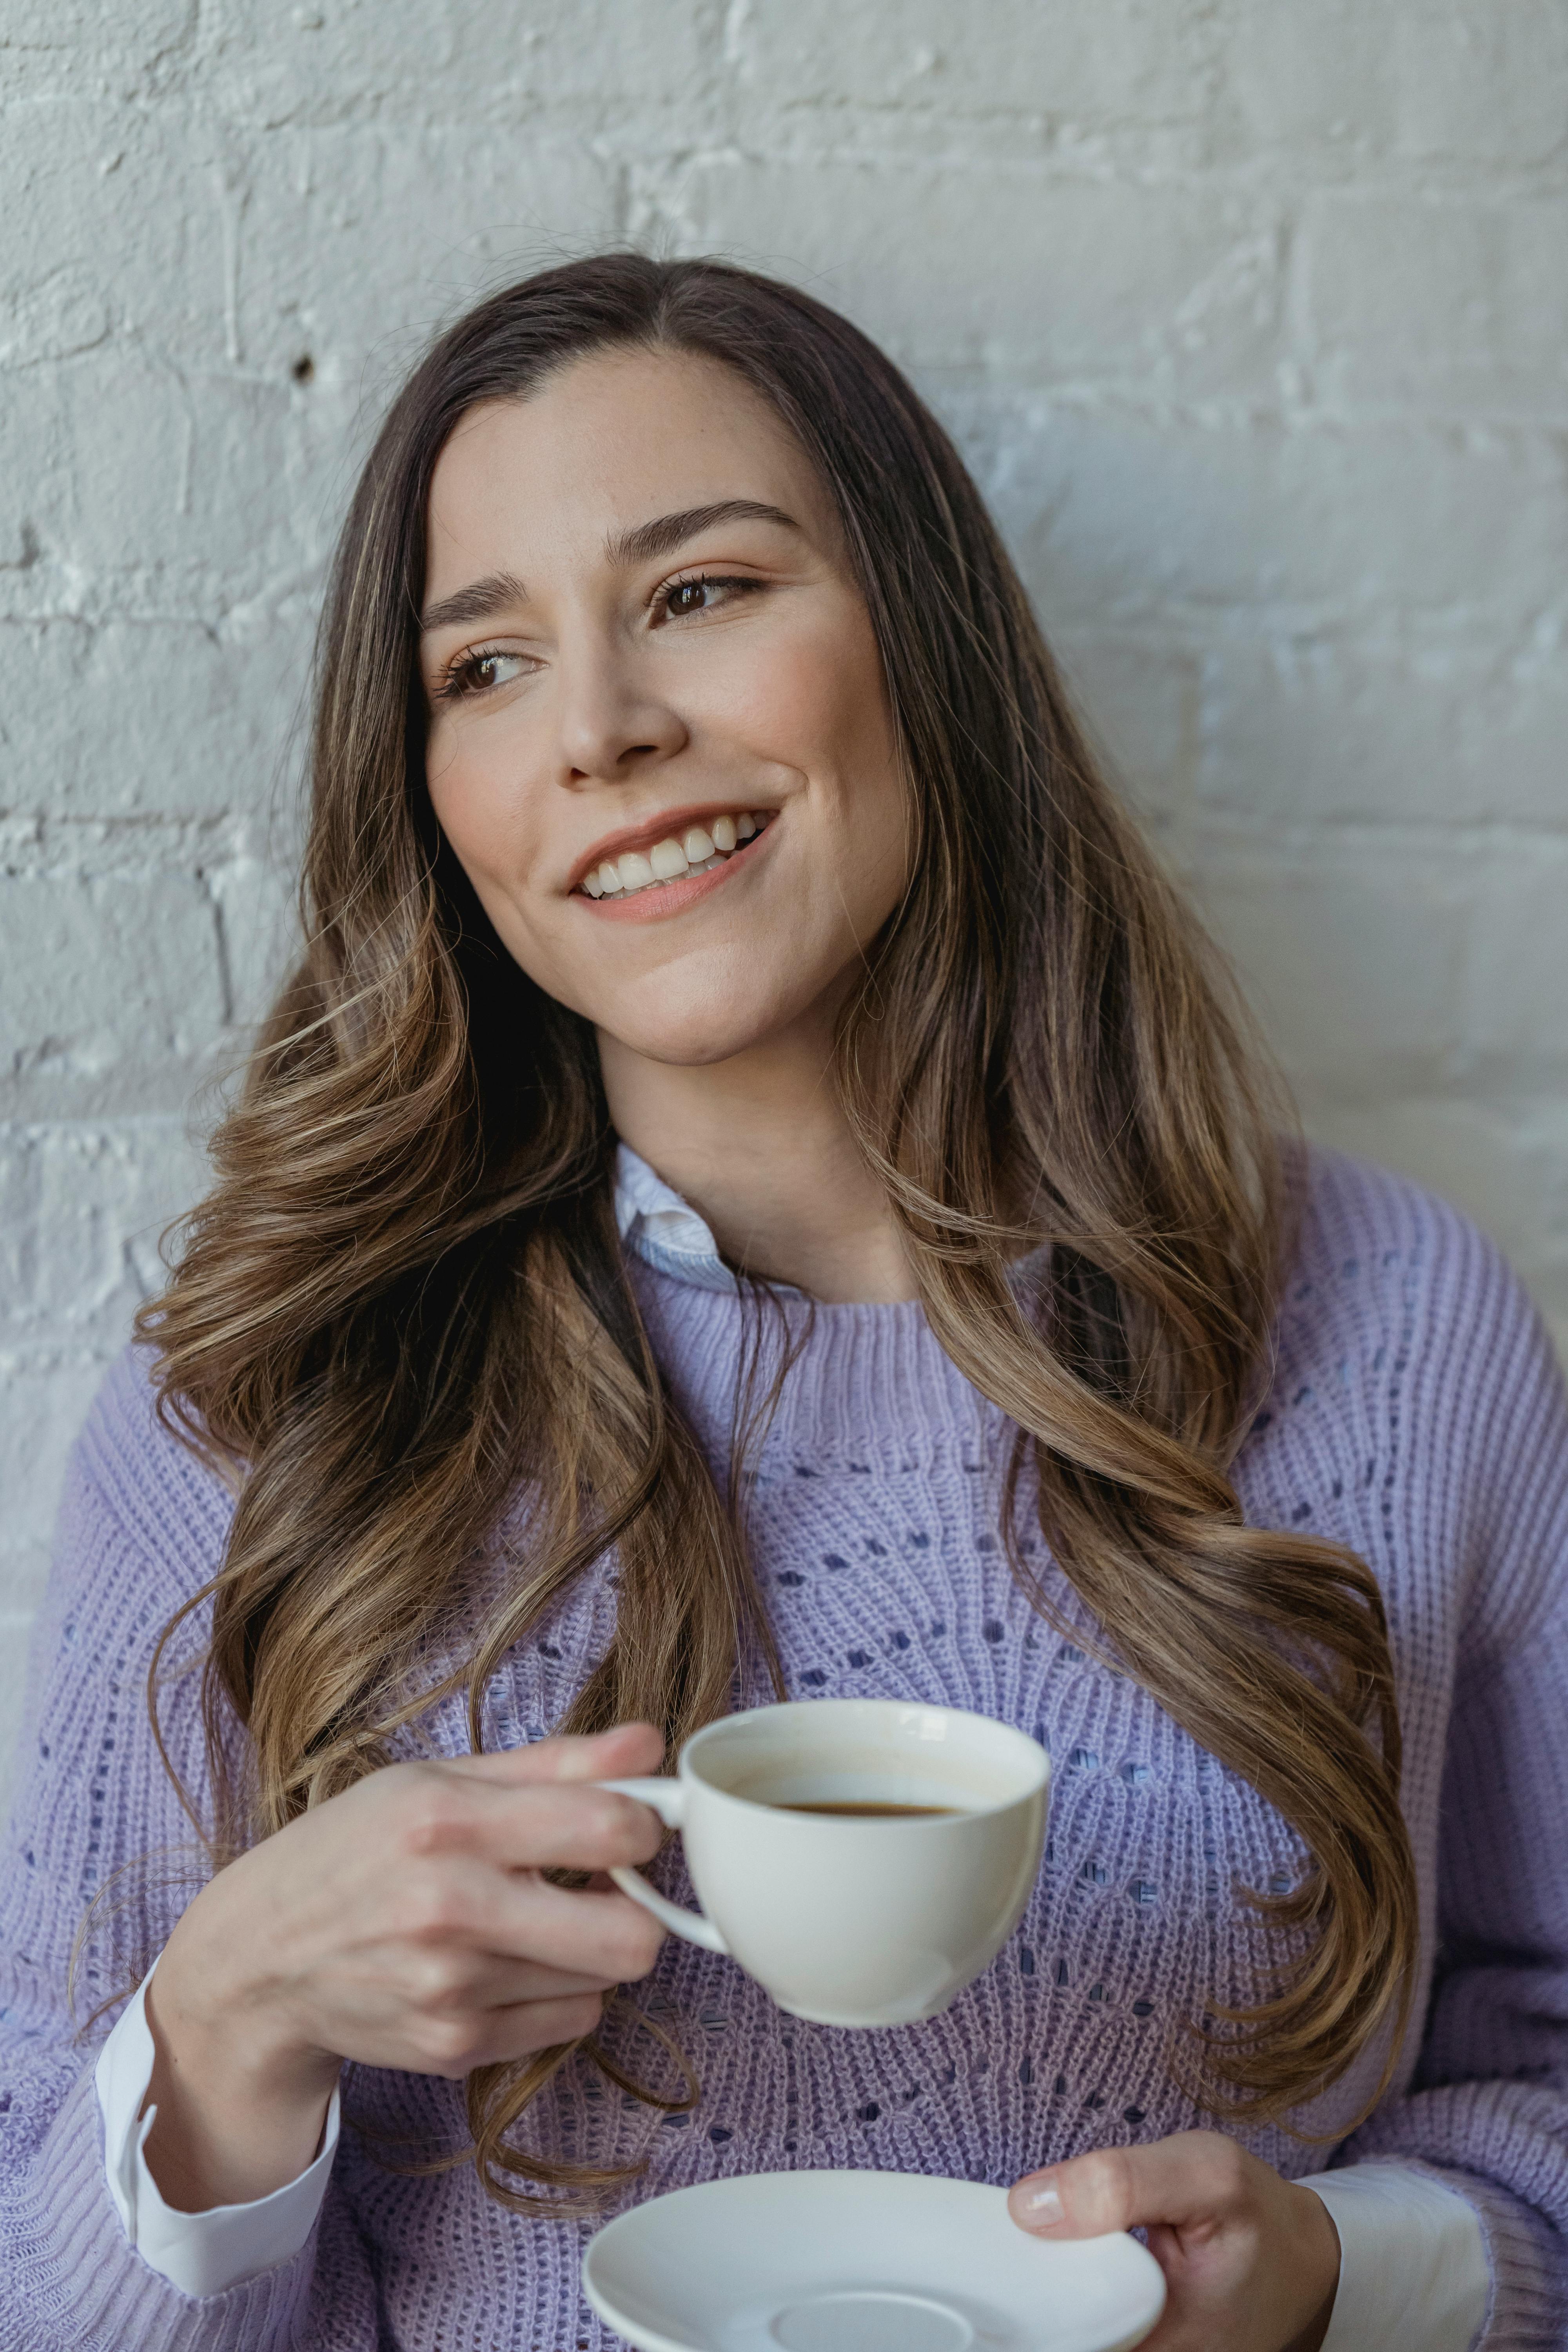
[2,1150,1566,2349]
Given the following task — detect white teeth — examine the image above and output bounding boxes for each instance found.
[583,812,771,897]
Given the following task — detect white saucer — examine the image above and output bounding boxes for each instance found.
[582,2169,1166,2352]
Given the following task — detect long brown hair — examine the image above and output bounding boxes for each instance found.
[139,252,1416,2205]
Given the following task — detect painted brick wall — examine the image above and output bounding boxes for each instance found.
[3,0,1566,1787]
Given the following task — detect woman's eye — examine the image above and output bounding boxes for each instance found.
[659,575,759,621]
[443,649,526,699]
[666,580,718,617]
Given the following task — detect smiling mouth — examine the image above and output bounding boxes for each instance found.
[578,809,774,899]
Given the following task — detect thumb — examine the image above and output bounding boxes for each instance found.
[1009,2134,1233,2238]
[445,1720,666,1788]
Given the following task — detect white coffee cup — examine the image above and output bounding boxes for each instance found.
[599,1698,1050,2028]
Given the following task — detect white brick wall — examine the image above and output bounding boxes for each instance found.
[3,1,1565,1790]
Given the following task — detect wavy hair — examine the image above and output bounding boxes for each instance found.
[138,252,1417,2205]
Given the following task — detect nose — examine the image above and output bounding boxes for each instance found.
[554,632,687,786]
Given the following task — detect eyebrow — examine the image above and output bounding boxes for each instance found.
[420,501,800,637]
[606,498,800,568]
[420,569,527,635]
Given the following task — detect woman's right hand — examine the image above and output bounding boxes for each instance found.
[141,1721,668,2213]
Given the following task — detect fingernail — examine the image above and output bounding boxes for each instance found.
[1017,2182,1063,2227]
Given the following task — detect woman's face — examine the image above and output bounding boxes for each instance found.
[419,347,909,1068]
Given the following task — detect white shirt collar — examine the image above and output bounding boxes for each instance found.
[613,1142,739,1292]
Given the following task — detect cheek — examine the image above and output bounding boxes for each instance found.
[426,720,539,896]
[737,610,902,820]
[796,630,909,897]
[424,729,583,1000]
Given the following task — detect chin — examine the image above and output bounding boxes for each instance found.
[610,1014,783,1069]
[600,982,804,1069]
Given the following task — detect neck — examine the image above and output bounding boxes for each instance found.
[597,1017,917,1305]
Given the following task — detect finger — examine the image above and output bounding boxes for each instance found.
[398,1852,668,1982]
[419,1951,624,2010]
[397,1775,666,1875]
[412,1989,611,2078]
[1009,2132,1248,2238]
[443,1722,665,1788]
[463,1990,613,2069]
[479,1878,668,1984]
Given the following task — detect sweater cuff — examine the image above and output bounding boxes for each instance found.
[20,2055,321,2352]
[1398,2157,1568,2349]
[1301,2161,1488,2352]
[96,1961,340,2298]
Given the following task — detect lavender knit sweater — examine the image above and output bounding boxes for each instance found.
[4,1149,1567,2350]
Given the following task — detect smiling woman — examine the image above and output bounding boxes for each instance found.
[3,255,1566,2352]
[417,361,909,1164]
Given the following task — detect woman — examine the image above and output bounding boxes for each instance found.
[2,254,1564,2352]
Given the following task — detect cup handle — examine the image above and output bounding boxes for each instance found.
[595,1777,730,1956]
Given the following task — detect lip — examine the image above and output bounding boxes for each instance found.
[567,800,776,898]
[578,816,776,922]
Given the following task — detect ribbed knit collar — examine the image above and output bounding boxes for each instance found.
[613,1144,990,1469]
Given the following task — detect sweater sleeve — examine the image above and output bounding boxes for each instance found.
[0,1350,379,2352]
[1335,1243,1568,2348]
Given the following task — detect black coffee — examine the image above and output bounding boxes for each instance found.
[774,1800,959,1818]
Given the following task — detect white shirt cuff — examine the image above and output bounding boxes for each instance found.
[94,1958,339,2298]
[1300,2161,1490,2352]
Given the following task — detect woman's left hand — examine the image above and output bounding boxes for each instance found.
[1008,2129,1340,2352]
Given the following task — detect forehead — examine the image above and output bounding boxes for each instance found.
[423,346,831,590]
